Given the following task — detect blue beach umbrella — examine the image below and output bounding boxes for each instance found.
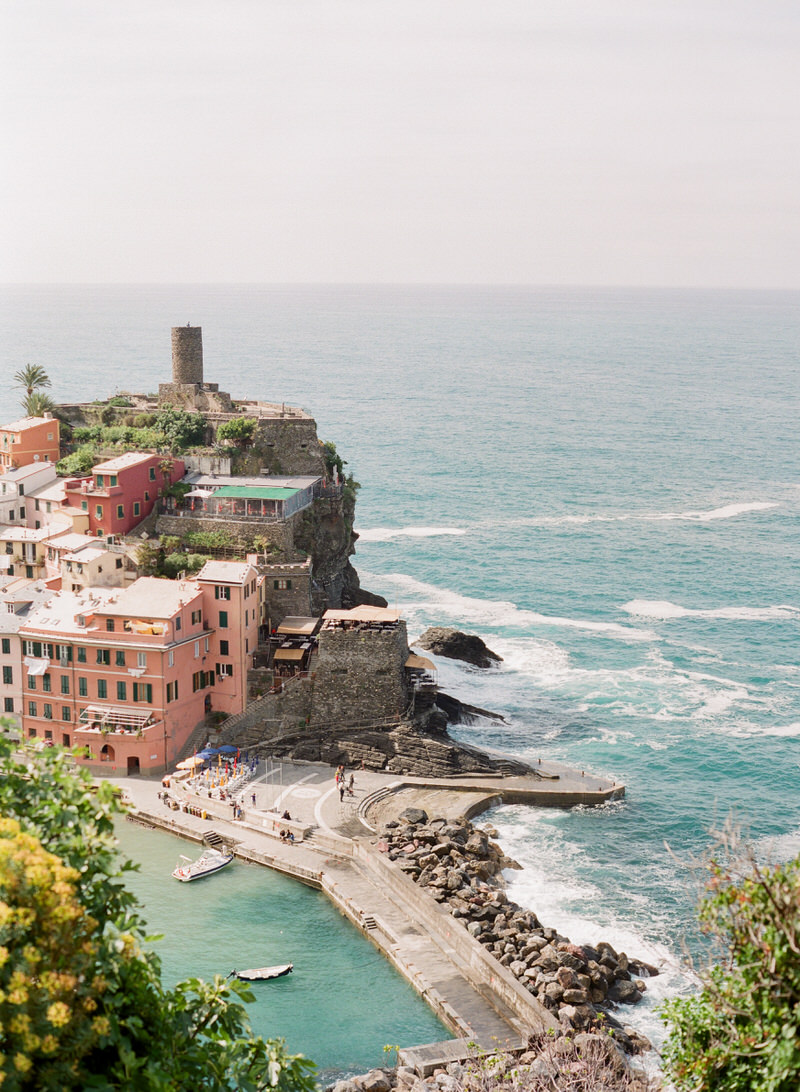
[218,744,238,754]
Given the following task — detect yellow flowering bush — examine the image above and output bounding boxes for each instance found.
[0,818,102,1089]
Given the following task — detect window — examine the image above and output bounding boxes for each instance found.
[168,650,174,667]
[110,475,118,487]
[137,652,146,668]
[106,618,115,632]
[56,644,72,663]
[96,474,104,488]
[274,579,292,590]
[62,707,71,722]
[95,505,103,519]
[78,677,88,697]
[193,671,213,692]
[219,640,229,656]
[28,701,36,717]
[27,675,36,690]
[77,647,86,663]
[62,732,70,745]
[81,500,88,511]
[25,566,33,579]
[216,663,233,678]
[167,681,178,702]
[204,637,209,653]
[116,504,124,520]
[96,529,104,537]
[133,682,152,703]
[3,697,13,713]
[144,490,150,501]
[60,675,69,694]
[133,502,140,516]
[116,681,127,701]
[97,679,107,699]
[96,649,110,665]
[194,641,200,658]
[116,558,123,568]
[1,638,9,654]
[191,609,201,625]
[43,703,53,720]
[215,586,231,600]
[115,650,125,666]
[175,616,182,631]
[2,666,11,685]
[219,611,228,628]
[149,467,156,481]
[42,674,51,693]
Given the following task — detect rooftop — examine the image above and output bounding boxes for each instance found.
[0,416,56,434]
[213,485,299,501]
[93,451,159,472]
[102,577,201,619]
[46,532,97,553]
[186,473,320,490]
[195,559,253,584]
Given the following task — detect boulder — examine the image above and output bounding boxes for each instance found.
[416,627,503,669]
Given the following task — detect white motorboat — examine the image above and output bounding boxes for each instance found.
[172,846,234,882]
[233,963,293,981]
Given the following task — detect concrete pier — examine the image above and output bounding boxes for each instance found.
[110,758,624,1057]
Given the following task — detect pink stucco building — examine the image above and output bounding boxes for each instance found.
[64,452,185,538]
[18,560,258,773]
[0,416,60,473]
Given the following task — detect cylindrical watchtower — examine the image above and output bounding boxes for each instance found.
[171,325,203,384]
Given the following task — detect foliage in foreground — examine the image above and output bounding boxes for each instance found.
[662,824,800,1092]
[0,733,317,1091]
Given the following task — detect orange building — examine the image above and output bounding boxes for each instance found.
[19,560,258,773]
[0,416,60,472]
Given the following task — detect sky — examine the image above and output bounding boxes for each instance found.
[2,1,799,287]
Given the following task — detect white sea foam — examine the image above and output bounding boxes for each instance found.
[373,572,657,642]
[356,526,466,543]
[488,806,694,1051]
[492,499,779,528]
[622,599,800,622]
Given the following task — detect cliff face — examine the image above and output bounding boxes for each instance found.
[293,490,387,610]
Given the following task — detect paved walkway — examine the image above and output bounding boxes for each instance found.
[107,756,620,1052]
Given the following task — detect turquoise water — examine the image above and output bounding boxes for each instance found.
[114,820,446,1081]
[3,284,799,1052]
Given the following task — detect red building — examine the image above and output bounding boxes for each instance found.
[64,452,185,538]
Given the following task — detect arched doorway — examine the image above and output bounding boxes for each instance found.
[127,756,140,773]
[100,743,115,763]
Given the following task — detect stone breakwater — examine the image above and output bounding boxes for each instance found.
[377,809,657,1057]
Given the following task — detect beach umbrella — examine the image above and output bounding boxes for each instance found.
[218,744,238,754]
[197,748,218,759]
[176,756,204,770]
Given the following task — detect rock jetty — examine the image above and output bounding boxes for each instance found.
[416,628,503,669]
[377,810,656,1057]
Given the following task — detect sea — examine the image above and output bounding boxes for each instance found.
[2,284,799,1073]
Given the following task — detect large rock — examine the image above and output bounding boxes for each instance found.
[416,627,503,669]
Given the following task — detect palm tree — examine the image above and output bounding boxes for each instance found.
[14,363,51,399]
[23,391,56,417]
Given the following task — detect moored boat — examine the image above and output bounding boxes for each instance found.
[233,963,293,981]
[172,846,234,882]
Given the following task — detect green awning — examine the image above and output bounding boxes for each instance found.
[213,486,300,500]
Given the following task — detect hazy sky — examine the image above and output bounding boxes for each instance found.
[2,1,799,286]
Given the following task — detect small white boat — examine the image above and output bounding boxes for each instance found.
[233,963,293,981]
[172,846,234,882]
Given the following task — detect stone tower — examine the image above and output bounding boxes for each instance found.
[159,325,233,412]
[171,325,204,385]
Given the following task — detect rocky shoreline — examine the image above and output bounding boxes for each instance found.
[354,807,660,1089]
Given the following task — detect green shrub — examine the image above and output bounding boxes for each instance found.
[217,417,257,445]
[107,394,131,407]
[154,407,206,450]
[185,530,233,550]
[57,444,97,476]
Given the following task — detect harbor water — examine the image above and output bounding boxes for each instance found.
[2,284,799,1059]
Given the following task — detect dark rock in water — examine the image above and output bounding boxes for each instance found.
[416,627,503,669]
[434,691,507,725]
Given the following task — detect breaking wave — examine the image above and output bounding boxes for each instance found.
[622,600,799,622]
[356,526,466,543]
[493,500,779,528]
[371,572,656,642]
